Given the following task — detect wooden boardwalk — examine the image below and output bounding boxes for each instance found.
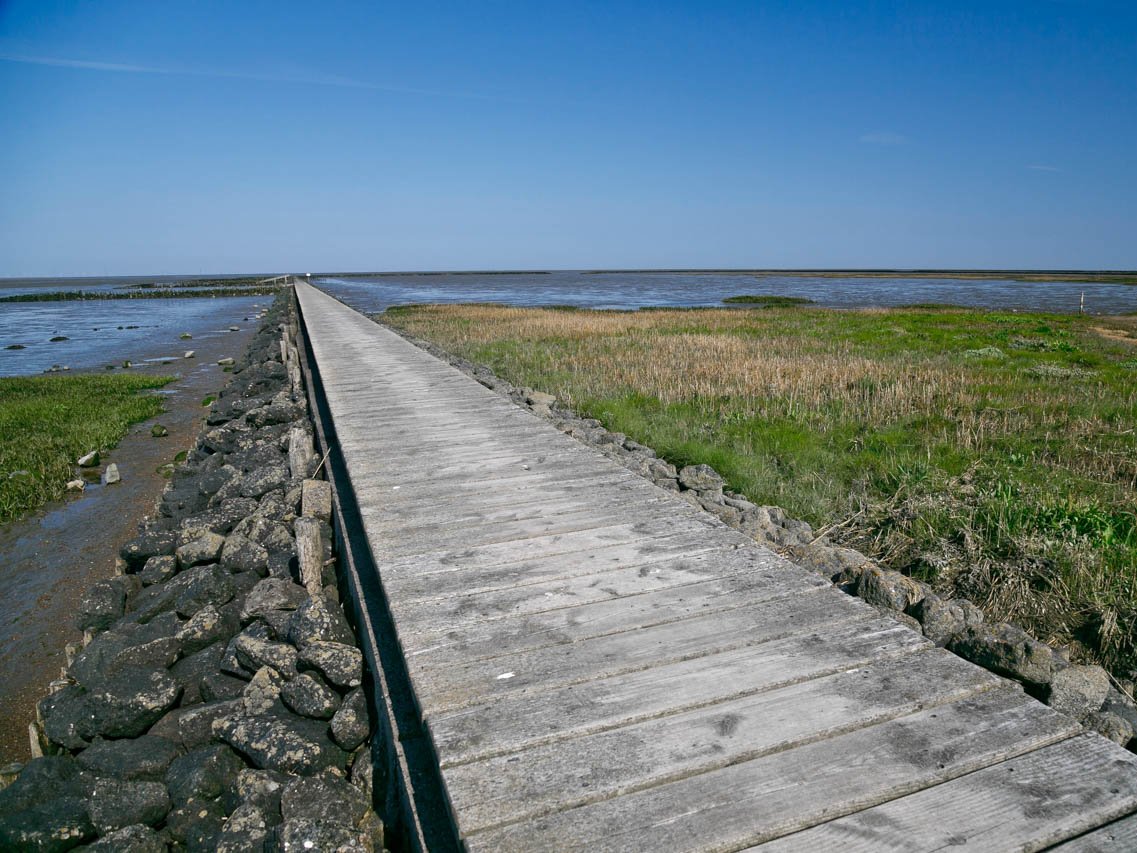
[294,281,1137,852]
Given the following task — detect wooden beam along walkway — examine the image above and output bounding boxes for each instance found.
[293,281,1137,852]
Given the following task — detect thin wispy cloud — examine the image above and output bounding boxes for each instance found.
[859,131,909,145]
[0,52,504,101]
[1026,164,1061,172]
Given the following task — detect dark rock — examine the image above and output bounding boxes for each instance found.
[174,564,235,618]
[120,530,177,572]
[221,533,269,575]
[69,618,182,689]
[175,532,226,570]
[857,566,927,613]
[87,778,169,833]
[287,597,354,649]
[215,802,269,852]
[111,637,181,673]
[235,634,298,678]
[201,671,248,702]
[281,770,369,828]
[165,797,226,851]
[330,689,370,752]
[298,642,363,689]
[247,402,299,428]
[85,666,182,739]
[177,700,246,750]
[76,577,138,633]
[159,482,209,521]
[178,499,258,540]
[221,623,273,680]
[242,577,307,623]
[81,823,165,852]
[240,464,290,499]
[213,712,347,774]
[0,795,94,851]
[1046,664,1110,720]
[949,622,1062,686]
[236,768,289,815]
[277,818,372,852]
[40,686,98,750]
[281,673,340,720]
[75,736,179,782]
[166,744,246,807]
[196,465,238,497]
[137,555,177,587]
[1087,710,1135,747]
[175,604,239,655]
[349,745,374,801]
[0,755,91,816]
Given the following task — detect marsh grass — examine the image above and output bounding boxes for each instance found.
[0,374,172,522]
[384,303,1137,677]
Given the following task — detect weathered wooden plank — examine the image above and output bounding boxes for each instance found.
[426,617,930,764]
[377,514,735,579]
[1047,812,1137,852]
[443,648,1001,834]
[753,733,1137,853]
[464,689,1080,852]
[399,553,826,664]
[388,545,807,637]
[410,586,870,713]
[378,532,746,604]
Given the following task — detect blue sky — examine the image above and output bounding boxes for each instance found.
[1,1,1134,275]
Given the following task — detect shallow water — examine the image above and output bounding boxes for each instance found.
[0,295,265,377]
[316,271,1137,315]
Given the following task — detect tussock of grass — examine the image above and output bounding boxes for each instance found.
[0,374,172,522]
[384,303,1137,678]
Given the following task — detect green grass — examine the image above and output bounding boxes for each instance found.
[0,374,173,522]
[722,294,816,306]
[383,304,1137,677]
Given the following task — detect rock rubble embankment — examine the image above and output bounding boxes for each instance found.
[0,292,385,852]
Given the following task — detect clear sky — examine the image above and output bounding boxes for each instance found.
[1,1,1134,276]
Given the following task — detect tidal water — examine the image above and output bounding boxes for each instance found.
[316,271,1137,316]
[0,294,266,377]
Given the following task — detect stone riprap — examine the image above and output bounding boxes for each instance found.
[388,323,1137,752]
[0,292,385,852]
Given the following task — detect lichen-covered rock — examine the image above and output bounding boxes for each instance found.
[76,577,137,632]
[857,567,927,613]
[165,797,227,851]
[175,603,239,655]
[240,464,290,500]
[911,594,983,646]
[1086,710,1135,747]
[244,666,287,715]
[213,713,347,774]
[241,578,308,623]
[215,802,269,852]
[201,671,248,701]
[278,818,373,852]
[137,555,177,587]
[166,744,246,807]
[81,823,166,852]
[176,699,245,750]
[168,641,226,705]
[120,530,177,572]
[0,755,92,816]
[330,689,370,752]
[235,634,298,679]
[949,622,1062,686]
[281,771,369,829]
[75,735,179,782]
[87,778,170,833]
[175,532,226,570]
[281,673,341,720]
[678,464,723,497]
[236,768,290,816]
[1046,664,1110,721]
[220,532,269,576]
[287,597,354,649]
[0,795,94,851]
[73,666,181,741]
[298,641,363,689]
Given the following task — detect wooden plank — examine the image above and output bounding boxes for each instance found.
[378,532,747,604]
[463,689,1080,852]
[388,545,811,638]
[753,733,1137,853]
[410,586,872,713]
[399,554,827,665]
[1047,813,1137,852]
[426,617,930,764]
[443,648,1001,834]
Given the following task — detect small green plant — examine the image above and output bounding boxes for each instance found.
[722,294,815,306]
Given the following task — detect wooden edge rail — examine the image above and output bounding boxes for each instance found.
[290,283,463,853]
